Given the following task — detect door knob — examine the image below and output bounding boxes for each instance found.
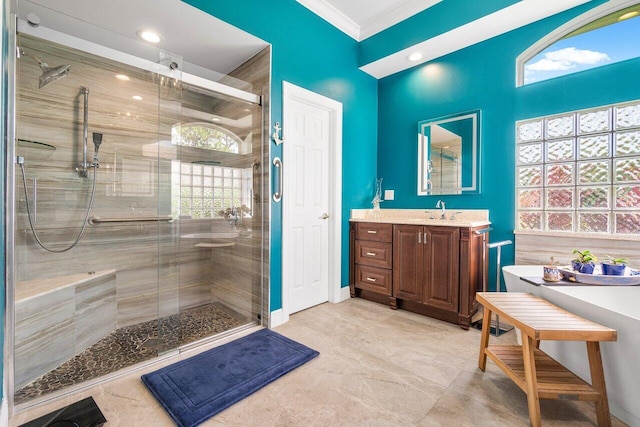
[320,213,329,219]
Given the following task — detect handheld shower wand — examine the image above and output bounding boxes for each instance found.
[93,132,103,167]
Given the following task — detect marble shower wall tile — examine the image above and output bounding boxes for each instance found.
[15,287,75,389]
[15,270,117,389]
[75,274,117,353]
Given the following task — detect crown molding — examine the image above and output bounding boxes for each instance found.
[297,0,361,40]
[359,0,442,40]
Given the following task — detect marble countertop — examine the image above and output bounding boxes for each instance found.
[350,208,491,228]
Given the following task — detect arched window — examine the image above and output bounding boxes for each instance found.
[171,122,243,153]
[170,122,252,219]
[517,2,640,86]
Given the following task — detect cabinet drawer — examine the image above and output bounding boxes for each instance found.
[355,222,392,242]
[355,265,392,295]
[355,240,392,269]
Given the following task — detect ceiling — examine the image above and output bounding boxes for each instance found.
[12,0,269,82]
[11,0,607,81]
[298,0,599,78]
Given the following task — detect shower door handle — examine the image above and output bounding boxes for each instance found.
[273,157,282,202]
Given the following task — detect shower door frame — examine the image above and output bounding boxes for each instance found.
[4,16,269,413]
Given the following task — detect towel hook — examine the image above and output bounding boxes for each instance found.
[272,122,284,145]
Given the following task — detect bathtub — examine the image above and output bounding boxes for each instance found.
[503,265,640,427]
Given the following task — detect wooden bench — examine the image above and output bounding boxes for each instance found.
[476,292,617,427]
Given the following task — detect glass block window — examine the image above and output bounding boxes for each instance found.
[516,100,640,235]
[171,161,251,219]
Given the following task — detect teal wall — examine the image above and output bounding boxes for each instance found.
[377,2,640,290]
[183,0,379,311]
[359,0,520,66]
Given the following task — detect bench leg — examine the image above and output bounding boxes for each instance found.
[522,335,542,427]
[586,341,612,427]
[478,307,492,371]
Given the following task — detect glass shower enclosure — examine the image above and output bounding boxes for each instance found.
[7,14,269,409]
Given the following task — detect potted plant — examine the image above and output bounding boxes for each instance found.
[601,255,627,276]
[571,249,597,274]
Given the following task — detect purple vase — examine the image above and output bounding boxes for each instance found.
[601,263,626,276]
[571,261,595,274]
[580,262,595,274]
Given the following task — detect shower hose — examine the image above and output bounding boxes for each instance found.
[19,161,97,253]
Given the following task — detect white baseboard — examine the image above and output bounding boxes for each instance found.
[269,309,284,328]
[0,397,8,427]
[337,285,351,303]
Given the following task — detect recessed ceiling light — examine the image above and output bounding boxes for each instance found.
[211,117,221,122]
[137,29,162,44]
[407,52,424,62]
[132,95,143,101]
[115,74,130,81]
[618,11,639,21]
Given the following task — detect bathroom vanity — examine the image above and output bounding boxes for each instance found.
[349,209,490,329]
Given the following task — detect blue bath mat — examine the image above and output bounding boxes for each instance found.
[141,328,318,427]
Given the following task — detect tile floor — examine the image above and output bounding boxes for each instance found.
[13,298,627,426]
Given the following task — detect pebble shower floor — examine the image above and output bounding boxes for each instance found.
[15,303,245,404]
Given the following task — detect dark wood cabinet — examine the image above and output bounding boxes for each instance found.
[350,222,394,303]
[350,220,488,329]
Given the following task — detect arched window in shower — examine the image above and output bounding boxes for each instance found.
[171,122,254,219]
[172,122,247,154]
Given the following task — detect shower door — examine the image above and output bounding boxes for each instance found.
[11,27,266,407]
[156,77,266,355]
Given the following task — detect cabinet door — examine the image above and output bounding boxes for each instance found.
[423,227,460,312]
[393,224,423,301]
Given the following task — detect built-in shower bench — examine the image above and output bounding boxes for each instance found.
[15,269,117,389]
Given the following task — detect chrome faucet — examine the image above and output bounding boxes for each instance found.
[228,206,239,228]
[436,200,446,220]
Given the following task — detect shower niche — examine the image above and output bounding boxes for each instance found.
[9,14,270,408]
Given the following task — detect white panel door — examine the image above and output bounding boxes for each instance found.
[284,98,331,314]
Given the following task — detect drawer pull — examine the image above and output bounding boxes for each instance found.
[367,230,378,234]
[365,277,377,282]
[366,252,377,256]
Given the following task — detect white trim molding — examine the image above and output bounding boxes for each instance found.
[296,0,441,41]
[269,309,285,328]
[281,81,343,325]
[338,285,351,303]
[296,0,361,40]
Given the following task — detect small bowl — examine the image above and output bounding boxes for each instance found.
[543,265,562,282]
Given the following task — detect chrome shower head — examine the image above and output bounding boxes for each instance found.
[18,49,71,88]
[39,63,71,88]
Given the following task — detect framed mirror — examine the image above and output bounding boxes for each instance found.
[418,110,481,195]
